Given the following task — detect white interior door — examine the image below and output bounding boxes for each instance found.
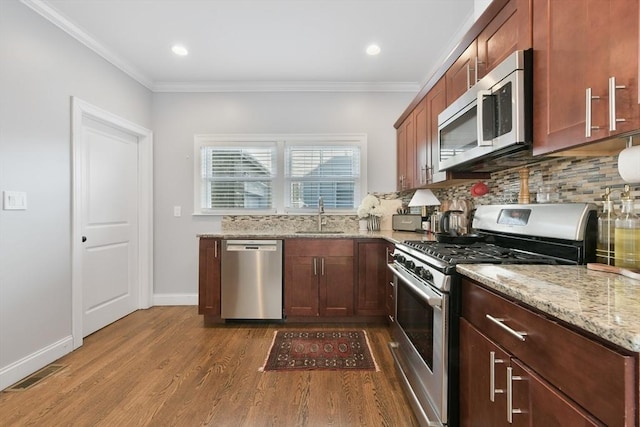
[81,119,139,336]
[72,98,153,347]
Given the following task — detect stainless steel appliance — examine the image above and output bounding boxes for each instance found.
[393,214,423,231]
[388,203,597,427]
[221,239,283,320]
[437,49,532,172]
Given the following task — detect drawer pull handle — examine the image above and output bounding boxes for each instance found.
[489,351,505,402]
[506,367,526,423]
[485,314,527,341]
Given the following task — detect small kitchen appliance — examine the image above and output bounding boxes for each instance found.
[387,203,597,427]
[392,214,423,232]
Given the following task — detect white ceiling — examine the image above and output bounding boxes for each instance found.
[23,0,478,92]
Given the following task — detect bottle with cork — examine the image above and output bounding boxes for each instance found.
[596,187,617,265]
[614,184,640,268]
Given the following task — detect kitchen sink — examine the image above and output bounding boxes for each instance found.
[295,230,344,234]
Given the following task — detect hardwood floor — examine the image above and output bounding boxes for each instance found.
[0,307,418,426]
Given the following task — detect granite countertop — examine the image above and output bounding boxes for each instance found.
[198,230,431,244]
[457,264,640,353]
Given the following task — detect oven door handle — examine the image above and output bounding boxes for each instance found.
[388,264,442,308]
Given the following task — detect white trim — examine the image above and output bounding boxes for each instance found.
[0,336,73,390]
[152,81,421,93]
[71,97,154,350]
[152,294,198,306]
[19,1,421,94]
[20,0,153,90]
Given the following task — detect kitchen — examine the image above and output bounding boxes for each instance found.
[1,0,640,426]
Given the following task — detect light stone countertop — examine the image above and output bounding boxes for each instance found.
[456,264,640,353]
[197,229,432,244]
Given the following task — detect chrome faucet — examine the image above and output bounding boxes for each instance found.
[318,196,326,231]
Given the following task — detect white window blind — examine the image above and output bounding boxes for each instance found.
[200,146,276,210]
[285,145,360,209]
[194,134,366,215]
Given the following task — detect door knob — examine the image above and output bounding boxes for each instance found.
[82,236,87,242]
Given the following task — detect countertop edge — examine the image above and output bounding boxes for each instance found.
[456,264,640,354]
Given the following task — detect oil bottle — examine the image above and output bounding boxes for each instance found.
[596,187,616,265]
[614,184,640,269]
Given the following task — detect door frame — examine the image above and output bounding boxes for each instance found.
[71,97,153,349]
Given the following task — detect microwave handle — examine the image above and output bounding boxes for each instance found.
[476,89,493,146]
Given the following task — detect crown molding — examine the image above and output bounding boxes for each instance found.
[152,81,421,93]
[21,0,154,90]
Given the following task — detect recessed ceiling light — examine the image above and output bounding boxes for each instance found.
[366,44,381,56]
[171,45,189,56]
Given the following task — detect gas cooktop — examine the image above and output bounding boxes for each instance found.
[402,240,562,265]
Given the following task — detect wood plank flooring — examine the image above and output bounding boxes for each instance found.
[0,307,418,426]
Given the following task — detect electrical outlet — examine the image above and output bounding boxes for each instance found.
[3,191,27,210]
[173,206,181,217]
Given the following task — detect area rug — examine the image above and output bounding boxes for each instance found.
[260,330,379,372]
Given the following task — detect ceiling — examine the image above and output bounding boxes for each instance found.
[23,0,478,92]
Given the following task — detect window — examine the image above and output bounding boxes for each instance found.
[194,134,366,215]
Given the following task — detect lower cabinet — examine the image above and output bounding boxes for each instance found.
[460,319,602,426]
[460,279,637,426]
[284,239,354,317]
[356,240,394,316]
[198,238,221,318]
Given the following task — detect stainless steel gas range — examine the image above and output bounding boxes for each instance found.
[387,203,597,427]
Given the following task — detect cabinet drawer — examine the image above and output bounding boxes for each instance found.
[462,279,636,426]
[285,239,353,257]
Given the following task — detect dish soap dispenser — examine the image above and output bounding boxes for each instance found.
[614,184,640,268]
[597,187,617,265]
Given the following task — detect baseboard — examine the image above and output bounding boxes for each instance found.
[0,335,73,391]
[152,293,197,306]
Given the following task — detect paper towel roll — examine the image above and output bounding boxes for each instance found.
[618,145,640,183]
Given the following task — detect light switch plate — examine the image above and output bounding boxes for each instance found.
[3,191,27,210]
[173,206,181,217]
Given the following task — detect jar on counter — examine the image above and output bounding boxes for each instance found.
[596,187,617,265]
[614,185,640,269]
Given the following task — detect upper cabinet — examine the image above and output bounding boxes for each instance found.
[447,0,532,106]
[532,0,640,155]
[446,41,479,105]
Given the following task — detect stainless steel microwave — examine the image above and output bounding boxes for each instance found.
[437,49,532,172]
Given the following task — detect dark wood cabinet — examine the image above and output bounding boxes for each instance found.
[198,238,221,319]
[396,112,416,191]
[446,0,531,106]
[414,97,428,186]
[446,40,478,105]
[532,0,640,155]
[356,240,393,316]
[460,319,602,427]
[460,279,637,426]
[284,239,354,317]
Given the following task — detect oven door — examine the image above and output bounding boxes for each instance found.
[388,263,449,426]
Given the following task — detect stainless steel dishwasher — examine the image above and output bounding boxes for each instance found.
[220,239,283,320]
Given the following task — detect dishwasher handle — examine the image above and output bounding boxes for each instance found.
[225,240,280,251]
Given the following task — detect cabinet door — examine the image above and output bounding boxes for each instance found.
[319,256,354,317]
[284,256,318,317]
[426,77,447,182]
[460,319,510,427]
[533,0,639,155]
[414,97,428,186]
[198,238,221,316]
[396,121,407,191]
[397,112,416,191]
[356,241,388,316]
[446,40,478,105]
[477,0,532,79]
[510,359,604,427]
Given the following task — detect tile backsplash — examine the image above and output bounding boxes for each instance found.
[434,155,639,208]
